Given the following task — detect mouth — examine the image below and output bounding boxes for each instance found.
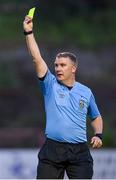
[56,73,63,76]
[56,73,63,78]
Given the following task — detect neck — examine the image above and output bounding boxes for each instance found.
[60,78,76,87]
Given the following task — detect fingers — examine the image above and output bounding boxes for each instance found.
[91,136,102,148]
[24,16,32,24]
[23,16,33,32]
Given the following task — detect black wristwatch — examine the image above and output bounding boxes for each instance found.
[94,133,103,140]
[24,30,33,36]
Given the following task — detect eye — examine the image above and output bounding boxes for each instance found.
[54,63,58,67]
[61,63,66,67]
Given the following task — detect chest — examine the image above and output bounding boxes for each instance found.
[53,83,89,113]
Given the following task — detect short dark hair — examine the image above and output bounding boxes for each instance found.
[56,52,78,66]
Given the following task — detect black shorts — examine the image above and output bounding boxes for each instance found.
[37,138,93,179]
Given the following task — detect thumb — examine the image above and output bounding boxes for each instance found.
[91,137,95,144]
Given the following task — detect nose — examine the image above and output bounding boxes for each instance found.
[55,65,62,72]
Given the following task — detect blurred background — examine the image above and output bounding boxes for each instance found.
[0,0,116,178]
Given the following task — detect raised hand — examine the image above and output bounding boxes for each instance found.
[23,16,33,32]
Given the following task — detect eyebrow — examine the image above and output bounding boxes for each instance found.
[54,62,67,65]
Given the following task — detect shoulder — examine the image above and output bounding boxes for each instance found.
[77,82,91,92]
[76,82,92,97]
[40,69,56,82]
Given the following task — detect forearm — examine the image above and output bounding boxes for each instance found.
[26,33,48,77]
[90,116,103,148]
[26,33,43,63]
[91,115,103,134]
[23,16,48,77]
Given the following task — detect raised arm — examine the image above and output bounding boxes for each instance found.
[23,16,48,78]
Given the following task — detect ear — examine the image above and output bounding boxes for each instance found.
[72,65,77,73]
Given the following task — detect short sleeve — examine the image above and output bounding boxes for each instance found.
[88,92,101,120]
[37,70,55,95]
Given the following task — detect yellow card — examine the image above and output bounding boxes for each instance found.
[27,7,36,19]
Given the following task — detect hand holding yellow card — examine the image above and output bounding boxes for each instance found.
[27,7,36,19]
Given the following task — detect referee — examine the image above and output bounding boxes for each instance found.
[23,16,103,179]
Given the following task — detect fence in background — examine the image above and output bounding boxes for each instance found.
[0,149,116,179]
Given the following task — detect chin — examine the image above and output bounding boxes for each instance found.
[57,77,64,81]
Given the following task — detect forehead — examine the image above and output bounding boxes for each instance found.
[54,57,72,64]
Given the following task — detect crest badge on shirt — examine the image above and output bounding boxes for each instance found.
[79,99,85,109]
[59,93,65,98]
